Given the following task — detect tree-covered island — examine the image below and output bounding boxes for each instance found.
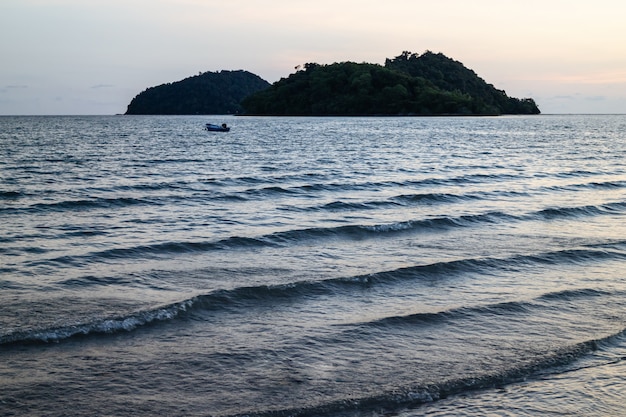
[242,51,539,116]
[125,70,270,115]
[125,51,540,116]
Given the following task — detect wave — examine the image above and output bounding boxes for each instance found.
[36,236,275,266]
[137,158,206,165]
[188,249,622,308]
[281,190,532,215]
[535,204,617,219]
[0,299,194,345]
[542,179,626,193]
[35,212,518,266]
[587,180,626,189]
[551,169,612,178]
[282,194,466,213]
[530,201,626,220]
[33,198,626,265]
[14,248,624,346]
[108,181,190,192]
[348,286,625,332]
[202,170,530,192]
[315,193,476,211]
[246,185,300,196]
[226,334,624,417]
[522,247,626,266]
[0,278,25,290]
[5,175,624,221]
[0,190,24,200]
[537,287,613,301]
[57,274,141,288]
[0,191,257,214]
[360,300,534,330]
[0,196,160,215]
[312,199,401,211]
[209,175,626,205]
[214,173,532,202]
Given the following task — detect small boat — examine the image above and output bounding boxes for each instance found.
[206,123,230,132]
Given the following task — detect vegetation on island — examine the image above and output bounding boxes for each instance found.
[385,51,539,115]
[242,51,540,116]
[124,51,540,116]
[125,70,270,115]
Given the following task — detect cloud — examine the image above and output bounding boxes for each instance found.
[536,71,626,85]
[549,94,607,102]
[91,84,115,89]
[0,85,29,94]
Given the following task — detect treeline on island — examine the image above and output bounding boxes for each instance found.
[125,70,270,115]
[125,51,540,116]
[242,51,539,116]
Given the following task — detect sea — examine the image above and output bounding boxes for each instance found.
[1,114,626,417]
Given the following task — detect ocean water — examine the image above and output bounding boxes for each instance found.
[1,114,626,416]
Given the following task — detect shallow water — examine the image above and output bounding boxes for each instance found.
[1,115,626,416]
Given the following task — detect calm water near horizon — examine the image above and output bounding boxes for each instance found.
[1,114,626,416]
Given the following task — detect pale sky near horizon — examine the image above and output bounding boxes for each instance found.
[1,0,625,115]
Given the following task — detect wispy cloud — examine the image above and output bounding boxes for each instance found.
[0,85,29,94]
[91,84,115,89]
[537,71,626,85]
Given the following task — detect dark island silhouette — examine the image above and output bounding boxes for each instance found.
[125,51,540,116]
[125,70,270,115]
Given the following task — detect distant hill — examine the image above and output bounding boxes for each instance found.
[125,70,270,115]
[385,51,539,115]
[125,52,539,116]
[242,51,540,116]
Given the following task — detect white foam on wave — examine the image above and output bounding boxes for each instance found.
[1,298,195,344]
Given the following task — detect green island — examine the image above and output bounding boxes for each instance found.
[125,51,540,116]
[125,70,270,115]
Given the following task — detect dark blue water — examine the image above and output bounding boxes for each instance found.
[1,115,626,416]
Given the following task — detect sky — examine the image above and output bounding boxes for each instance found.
[1,0,625,115]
